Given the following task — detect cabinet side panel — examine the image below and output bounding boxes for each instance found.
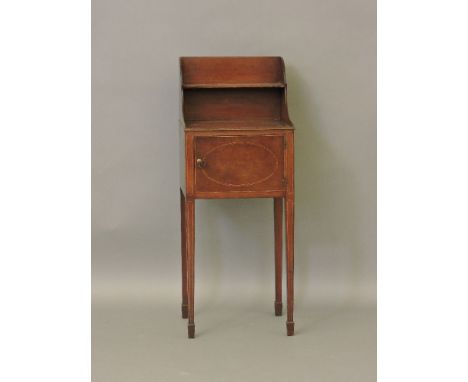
[179,121,186,194]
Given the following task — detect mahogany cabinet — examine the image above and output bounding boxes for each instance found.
[179,57,295,338]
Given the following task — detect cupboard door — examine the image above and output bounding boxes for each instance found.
[194,135,285,194]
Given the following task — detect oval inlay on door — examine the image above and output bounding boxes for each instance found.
[202,142,278,187]
[194,135,284,192]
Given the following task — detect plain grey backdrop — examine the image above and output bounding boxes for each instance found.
[92,0,376,381]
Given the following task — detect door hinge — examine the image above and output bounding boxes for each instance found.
[282,177,288,187]
[284,140,287,149]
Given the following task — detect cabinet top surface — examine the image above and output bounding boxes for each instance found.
[184,119,293,131]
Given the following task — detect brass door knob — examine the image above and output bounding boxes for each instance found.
[196,158,207,168]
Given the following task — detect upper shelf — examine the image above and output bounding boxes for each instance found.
[182,82,285,89]
[180,56,285,87]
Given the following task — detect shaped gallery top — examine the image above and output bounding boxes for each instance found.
[180,56,294,131]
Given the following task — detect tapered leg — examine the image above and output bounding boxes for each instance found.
[180,189,188,318]
[274,198,283,316]
[285,195,295,336]
[185,198,195,338]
